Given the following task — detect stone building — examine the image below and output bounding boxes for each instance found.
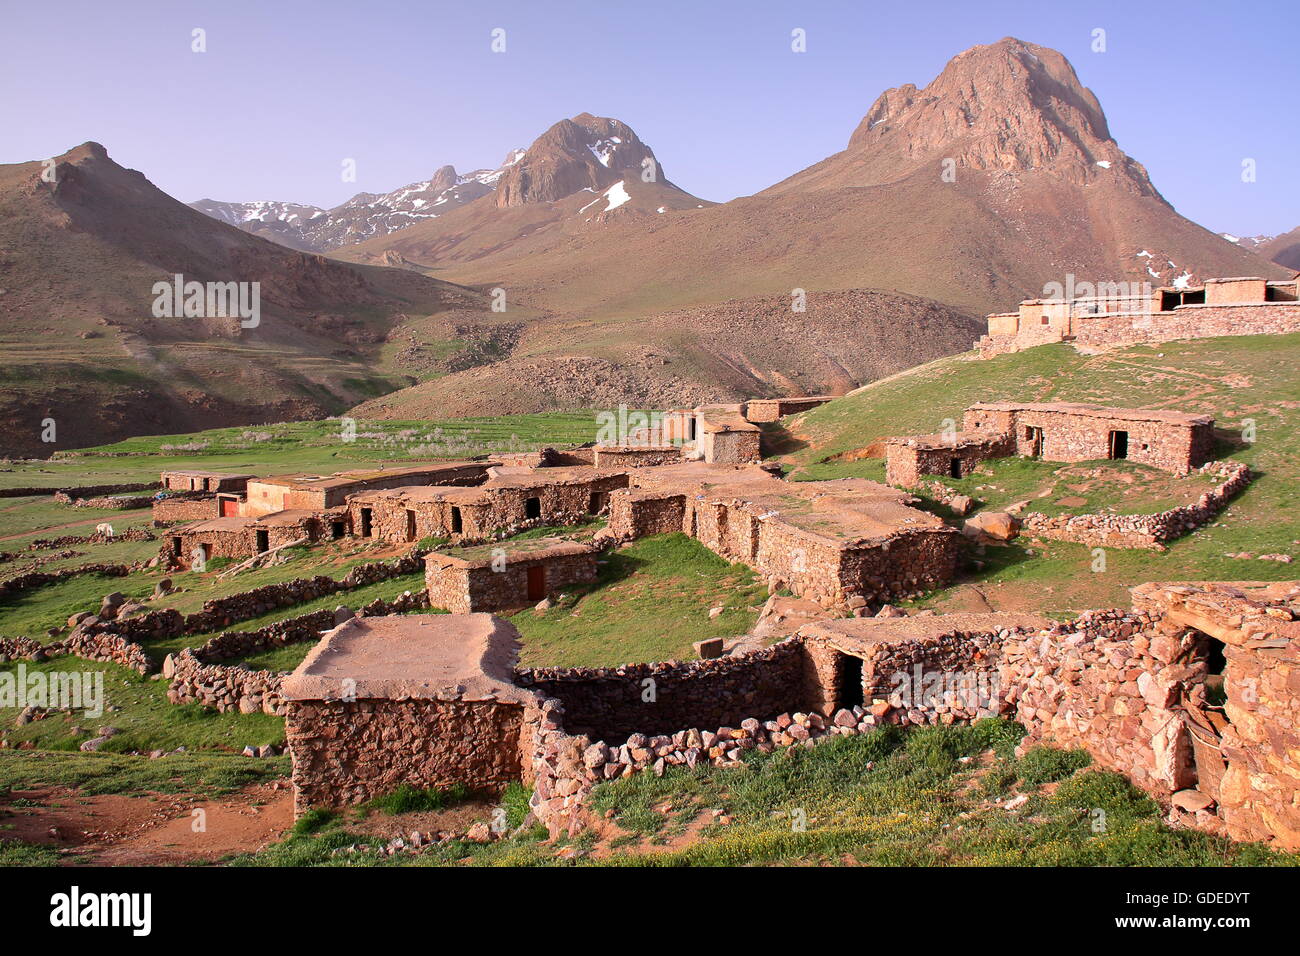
[347,466,628,544]
[694,406,762,464]
[425,538,598,613]
[164,509,333,569]
[160,470,253,493]
[743,396,833,422]
[605,463,960,613]
[282,614,536,814]
[885,431,1016,486]
[243,461,491,517]
[884,401,1214,485]
[978,274,1300,357]
[963,402,1214,474]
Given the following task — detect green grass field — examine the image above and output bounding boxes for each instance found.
[1,411,621,491]
[511,534,768,668]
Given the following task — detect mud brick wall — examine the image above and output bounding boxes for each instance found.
[152,494,221,524]
[1021,461,1251,550]
[607,491,687,540]
[998,608,1205,796]
[516,639,810,743]
[287,697,529,813]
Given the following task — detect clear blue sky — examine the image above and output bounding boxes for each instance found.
[3,0,1296,235]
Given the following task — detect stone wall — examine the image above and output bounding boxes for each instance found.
[516,639,811,743]
[0,564,133,599]
[607,491,686,539]
[287,697,531,814]
[978,302,1300,356]
[426,551,597,614]
[166,591,430,715]
[152,494,221,524]
[1020,460,1250,550]
[1130,582,1300,847]
[998,608,1204,797]
[592,446,683,468]
[885,433,1015,487]
[963,405,1213,475]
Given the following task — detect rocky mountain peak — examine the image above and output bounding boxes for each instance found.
[495,113,662,207]
[841,37,1157,195]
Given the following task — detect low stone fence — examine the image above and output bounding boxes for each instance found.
[0,628,156,674]
[1021,461,1251,549]
[516,639,810,743]
[0,563,133,599]
[0,481,158,501]
[167,590,431,716]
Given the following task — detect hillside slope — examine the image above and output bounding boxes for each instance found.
[0,143,522,456]
[350,289,983,419]
[780,333,1300,614]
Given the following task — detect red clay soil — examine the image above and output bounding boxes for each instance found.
[1,782,292,865]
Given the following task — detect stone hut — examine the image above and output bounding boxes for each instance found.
[425,538,598,613]
[348,467,628,544]
[743,396,833,422]
[243,461,491,517]
[799,612,1048,715]
[978,274,1300,356]
[282,614,537,814]
[695,406,762,464]
[884,431,1016,487]
[606,463,961,613]
[963,402,1214,474]
[160,470,252,493]
[165,509,329,569]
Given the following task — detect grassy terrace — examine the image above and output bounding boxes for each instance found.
[0,411,617,491]
[511,534,767,669]
[782,334,1300,615]
[223,720,1298,867]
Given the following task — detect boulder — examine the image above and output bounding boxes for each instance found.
[963,511,1021,541]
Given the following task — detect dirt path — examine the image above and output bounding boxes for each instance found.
[1,782,293,865]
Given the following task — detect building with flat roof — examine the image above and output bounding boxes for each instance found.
[425,537,598,613]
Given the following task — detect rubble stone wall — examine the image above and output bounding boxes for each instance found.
[516,639,810,743]
[963,406,1212,475]
[1021,461,1251,549]
[885,434,1015,487]
[151,494,221,524]
[287,697,529,814]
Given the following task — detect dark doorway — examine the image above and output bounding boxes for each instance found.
[219,497,239,517]
[588,491,608,515]
[949,457,963,479]
[360,508,373,537]
[450,506,462,534]
[526,564,546,601]
[1026,426,1044,458]
[170,536,182,553]
[836,654,865,709]
[405,509,417,541]
[1109,430,1129,460]
[331,520,345,540]
[525,496,542,520]
[255,529,269,553]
